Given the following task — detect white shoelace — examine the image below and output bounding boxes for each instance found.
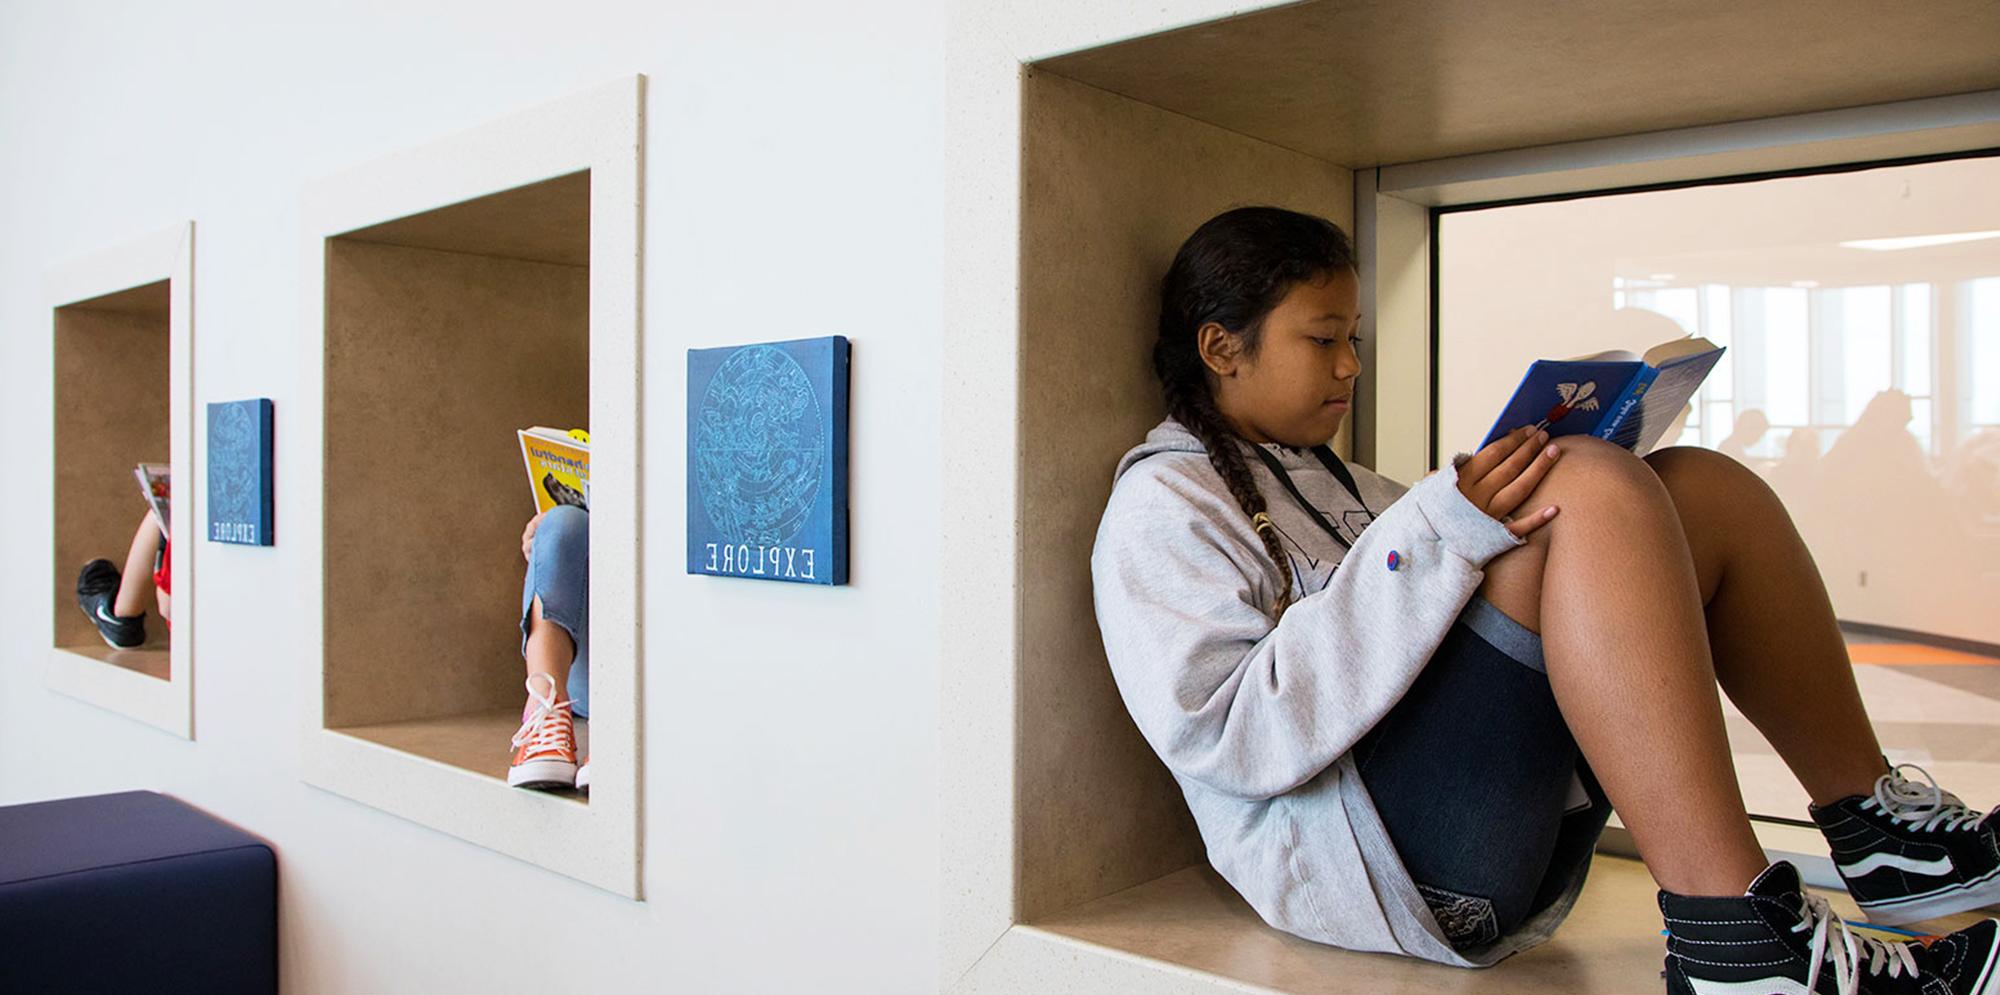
[1866,762,1992,832]
[1797,891,1918,995]
[511,673,574,755]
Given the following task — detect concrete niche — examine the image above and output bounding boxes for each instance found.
[948,3,2000,991]
[47,223,196,739]
[300,78,644,898]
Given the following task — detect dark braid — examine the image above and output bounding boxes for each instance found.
[1153,207,1357,621]
[1164,374,1296,619]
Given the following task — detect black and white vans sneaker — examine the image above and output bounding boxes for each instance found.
[75,559,146,649]
[1812,763,2000,925]
[1661,861,2000,995]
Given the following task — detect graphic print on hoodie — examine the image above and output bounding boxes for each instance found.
[1264,495,1376,598]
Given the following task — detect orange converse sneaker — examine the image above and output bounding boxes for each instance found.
[508,673,577,790]
[575,756,591,793]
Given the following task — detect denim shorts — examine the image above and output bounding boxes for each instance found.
[1354,594,1612,950]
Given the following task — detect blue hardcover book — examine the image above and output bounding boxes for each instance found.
[1479,336,1725,455]
[687,336,850,585]
[207,398,275,545]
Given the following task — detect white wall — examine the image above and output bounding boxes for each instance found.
[0,2,941,993]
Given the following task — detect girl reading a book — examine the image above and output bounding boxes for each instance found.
[508,501,591,793]
[1090,206,2000,993]
[74,512,171,649]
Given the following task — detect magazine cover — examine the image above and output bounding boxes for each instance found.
[133,463,170,541]
[686,335,850,585]
[207,398,275,545]
[519,427,590,514]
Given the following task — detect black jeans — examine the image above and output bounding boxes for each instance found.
[1354,595,1613,949]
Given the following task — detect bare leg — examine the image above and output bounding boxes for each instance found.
[115,514,162,619]
[524,595,576,702]
[1478,436,1767,896]
[1641,447,1884,806]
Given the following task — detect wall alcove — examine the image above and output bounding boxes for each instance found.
[942,1,2000,991]
[299,77,644,898]
[46,223,196,739]
[323,172,590,774]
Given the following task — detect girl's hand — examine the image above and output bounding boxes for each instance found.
[522,511,547,562]
[1457,425,1561,538]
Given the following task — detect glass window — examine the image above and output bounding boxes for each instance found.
[1436,155,2000,829]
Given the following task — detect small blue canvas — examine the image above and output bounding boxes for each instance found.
[687,336,849,585]
[206,399,274,546]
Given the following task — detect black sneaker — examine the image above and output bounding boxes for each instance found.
[75,559,146,649]
[1660,861,2000,994]
[1812,764,2000,925]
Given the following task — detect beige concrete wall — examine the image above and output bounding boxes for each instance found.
[1017,68,1354,921]
[323,238,587,728]
[52,291,170,653]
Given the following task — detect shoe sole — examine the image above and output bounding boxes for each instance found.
[1856,864,2000,925]
[508,758,577,790]
[575,767,590,792]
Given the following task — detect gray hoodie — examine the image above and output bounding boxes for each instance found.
[1090,418,1588,967]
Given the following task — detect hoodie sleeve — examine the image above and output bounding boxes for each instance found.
[1091,454,1524,801]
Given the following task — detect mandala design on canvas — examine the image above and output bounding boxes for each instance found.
[208,402,259,527]
[693,346,825,547]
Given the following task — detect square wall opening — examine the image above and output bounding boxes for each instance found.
[53,280,172,679]
[301,76,642,897]
[1014,68,1354,924]
[952,4,2000,992]
[322,171,590,787]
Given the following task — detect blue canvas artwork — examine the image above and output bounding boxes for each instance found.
[687,336,849,585]
[206,398,274,545]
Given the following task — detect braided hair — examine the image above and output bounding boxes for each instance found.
[1153,206,1357,621]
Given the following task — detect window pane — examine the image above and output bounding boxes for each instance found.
[1705,284,1734,399]
[1836,285,1893,427]
[1901,284,1932,396]
[1974,278,2000,425]
[1764,288,1810,427]
[1436,156,2000,828]
[1649,286,1701,334]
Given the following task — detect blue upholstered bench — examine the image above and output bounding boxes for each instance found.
[0,790,277,994]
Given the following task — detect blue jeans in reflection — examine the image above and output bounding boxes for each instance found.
[519,504,589,718]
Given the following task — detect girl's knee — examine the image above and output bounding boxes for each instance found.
[1646,444,1772,501]
[1546,435,1661,494]
[1550,433,1633,462]
[1519,436,1676,528]
[535,505,590,553]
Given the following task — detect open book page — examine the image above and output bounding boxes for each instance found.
[133,463,170,540]
[1563,334,1715,365]
[1643,335,1720,366]
[1563,347,1641,362]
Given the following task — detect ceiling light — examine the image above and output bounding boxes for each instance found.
[1839,230,2000,251]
